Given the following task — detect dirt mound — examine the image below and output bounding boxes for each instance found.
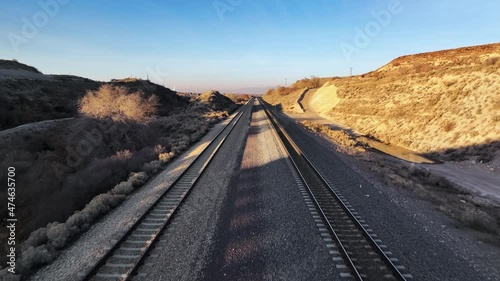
[197,90,236,112]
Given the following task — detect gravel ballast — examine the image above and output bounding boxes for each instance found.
[134,101,340,280]
[132,100,253,281]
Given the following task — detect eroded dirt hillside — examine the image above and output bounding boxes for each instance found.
[265,43,500,161]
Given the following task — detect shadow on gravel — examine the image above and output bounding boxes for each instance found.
[202,163,266,280]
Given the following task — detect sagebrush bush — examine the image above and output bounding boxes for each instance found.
[143,160,162,176]
[291,76,328,89]
[18,193,126,271]
[442,121,456,132]
[17,158,175,273]
[18,245,54,272]
[79,85,158,122]
[484,57,499,66]
[301,121,360,149]
[129,172,149,187]
[110,181,134,195]
[159,152,175,164]
[376,161,500,238]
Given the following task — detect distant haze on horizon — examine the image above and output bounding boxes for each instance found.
[1,0,499,94]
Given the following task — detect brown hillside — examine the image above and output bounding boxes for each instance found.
[264,43,500,162]
[0,61,189,130]
[0,59,41,73]
[374,43,500,74]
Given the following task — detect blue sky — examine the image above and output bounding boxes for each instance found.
[1,0,499,93]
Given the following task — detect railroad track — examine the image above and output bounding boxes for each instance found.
[259,98,412,281]
[80,98,254,281]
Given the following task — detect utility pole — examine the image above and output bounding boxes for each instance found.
[350,68,353,77]
[285,78,288,87]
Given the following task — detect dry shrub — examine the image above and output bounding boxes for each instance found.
[38,146,158,225]
[159,152,175,164]
[442,121,456,132]
[113,150,133,160]
[449,207,499,234]
[79,85,158,122]
[443,78,458,87]
[110,181,134,195]
[18,193,126,272]
[129,172,149,187]
[143,160,162,176]
[301,121,359,148]
[109,172,149,197]
[17,245,54,272]
[273,86,297,97]
[484,57,499,66]
[292,76,328,89]
[376,161,500,239]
